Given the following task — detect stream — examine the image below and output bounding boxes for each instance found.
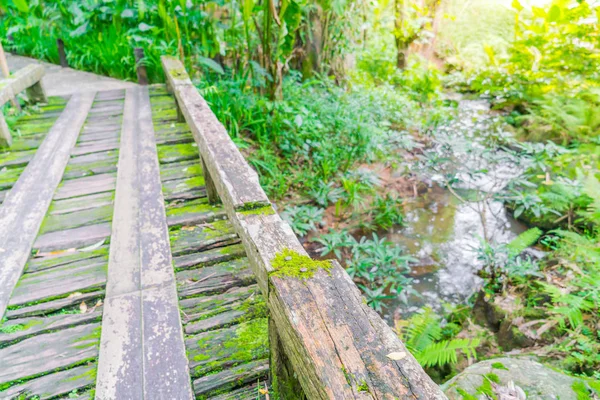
[383,98,529,322]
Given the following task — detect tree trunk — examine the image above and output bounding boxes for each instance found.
[394,0,407,70]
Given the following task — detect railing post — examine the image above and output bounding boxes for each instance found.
[57,39,68,68]
[0,41,21,111]
[200,157,220,205]
[269,317,304,398]
[26,81,47,103]
[0,114,12,148]
[134,47,148,85]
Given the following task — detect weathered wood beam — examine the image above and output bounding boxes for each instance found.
[95,86,193,399]
[0,64,47,104]
[161,56,447,399]
[0,92,95,319]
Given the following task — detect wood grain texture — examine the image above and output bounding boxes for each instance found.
[0,92,95,318]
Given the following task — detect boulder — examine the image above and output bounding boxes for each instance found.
[442,357,594,400]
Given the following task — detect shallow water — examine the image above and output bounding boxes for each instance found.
[382,188,526,322]
[382,98,528,322]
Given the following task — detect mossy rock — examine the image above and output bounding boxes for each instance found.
[472,291,507,332]
[442,358,598,400]
[497,320,535,351]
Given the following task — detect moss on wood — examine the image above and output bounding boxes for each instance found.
[270,249,331,280]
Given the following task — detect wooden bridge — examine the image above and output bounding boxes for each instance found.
[0,55,446,399]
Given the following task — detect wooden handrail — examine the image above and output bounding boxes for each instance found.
[161,56,447,399]
[0,63,47,148]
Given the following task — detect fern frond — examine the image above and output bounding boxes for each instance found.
[404,308,442,353]
[507,228,543,255]
[416,338,480,368]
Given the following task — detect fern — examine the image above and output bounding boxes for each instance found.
[507,227,543,255]
[582,173,600,224]
[398,308,479,369]
[416,338,480,368]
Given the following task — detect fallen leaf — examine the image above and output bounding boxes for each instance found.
[78,239,106,252]
[68,292,83,299]
[386,351,407,361]
[80,301,88,313]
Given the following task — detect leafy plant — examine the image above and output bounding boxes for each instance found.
[280,205,324,237]
[397,308,480,368]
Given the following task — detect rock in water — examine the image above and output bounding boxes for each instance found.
[441,358,594,400]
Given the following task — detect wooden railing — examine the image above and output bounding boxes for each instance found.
[161,56,447,399]
[0,64,47,148]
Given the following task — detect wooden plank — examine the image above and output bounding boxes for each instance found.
[5,290,105,320]
[71,140,119,156]
[176,258,255,299]
[96,291,144,399]
[54,173,116,200]
[25,248,107,274]
[186,318,269,378]
[0,64,46,108]
[49,192,114,215]
[40,203,113,234]
[34,223,111,253]
[0,323,100,386]
[173,243,245,271]
[9,260,106,307]
[169,224,239,257]
[0,363,97,400]
[96,86,193,399]
[0,92,94,318]
[181,285,266,333]
[136,85,193,397]
[0,309,102,347]
[192,359,269,397]
[159,159,203,182]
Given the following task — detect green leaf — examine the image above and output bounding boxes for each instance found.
[507,228,543,255]
[198,56,224,75]
[138,22,155,32]
[512,0,523,12]
[12,0,29,13]
[548,4,561,22]
[70,22,89,38]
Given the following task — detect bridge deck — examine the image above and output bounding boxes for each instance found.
[0,84,268,398]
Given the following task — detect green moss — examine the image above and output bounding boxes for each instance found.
[485,373,500,384]
[74,326,102,350]
[341,366,351,386]
[270,249,332,280]
[357,380,369,392]
[457,388,478,400]
[0,323,25,334]
[238,205,276,216]
[236,201,272,212]
[491,362,508,371]
[228,318,269,361]
[573,380,592,400]
[204,219,233,240]
[157,143,198,163]
[66,365,97,383]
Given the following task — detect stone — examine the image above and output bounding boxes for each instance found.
[442,357,594,400]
